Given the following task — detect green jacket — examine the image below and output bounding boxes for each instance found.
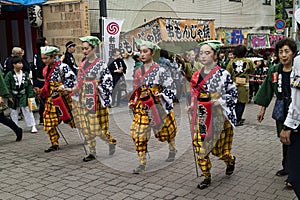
[181,61,203,81]
[226,57,255,103]
[254,64,280,107]
[5,70,34,108]
[0,71,9,97]
[253,63,285,136]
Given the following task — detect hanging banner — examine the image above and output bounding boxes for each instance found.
[103,18,124,64]
[120,17,215,53]
[216,28,248,45]
[247,34,271,49]
[269,34,284,48]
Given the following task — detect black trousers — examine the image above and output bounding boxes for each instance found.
[0,111,19,134]
[235,101,246,123]
[288,131,300,198]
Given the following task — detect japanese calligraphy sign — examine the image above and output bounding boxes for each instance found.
[84,80,97,112]
[216,28,248,45]
[103,18,124,64]
[120,17,215,53]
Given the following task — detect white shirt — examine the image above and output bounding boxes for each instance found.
[284,53,300,129]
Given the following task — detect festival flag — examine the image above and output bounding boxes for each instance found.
[102,17,124,64]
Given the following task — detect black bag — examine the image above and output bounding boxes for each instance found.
[272,99,285,121]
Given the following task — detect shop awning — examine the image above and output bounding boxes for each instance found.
[0,0,46,6]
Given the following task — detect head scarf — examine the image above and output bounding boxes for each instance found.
[41,46,59,56]
[136,39,160,50]
[199,40,223,51]
[79,36,100,47]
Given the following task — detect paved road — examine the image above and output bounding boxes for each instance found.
[0,98,297,200]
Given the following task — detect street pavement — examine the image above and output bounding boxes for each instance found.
[0,98,298,200]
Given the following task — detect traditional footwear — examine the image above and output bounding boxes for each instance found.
[236,121,244,126]
[226,156,236,175]
[165,150,177,162]
[285,180,293,189]
[276,169,288,176]
[83,154,96,162]
[31,126,38,133]
[44,145,59,153]
[133,164,146,174]
[109,144,116,155]
[15,128,23,142]
[197,177,211,190]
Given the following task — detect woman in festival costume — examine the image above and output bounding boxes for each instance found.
[70,36,116,162]
[254,38,297,188]
[187,40,238,189]
[128,39,177,174]
[34,46,77,152]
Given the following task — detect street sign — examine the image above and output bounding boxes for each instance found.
[274,19,286,30]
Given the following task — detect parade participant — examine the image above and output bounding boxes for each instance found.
[279,9,300,198]
[5,57,37,133]
[34,46,76,152]
[62,41,78,75]
[71,36,116,162]
[0,71,23,141]
[128,39,177,174]
[226,45,255,126]
[187,40,237,189]
[254,38,296,188]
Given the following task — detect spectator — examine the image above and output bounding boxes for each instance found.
[62,41,78,75]
[3,47,31,76]
[108,48,127,107]
[32,37,48,125]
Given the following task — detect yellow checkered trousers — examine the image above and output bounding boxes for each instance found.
[193,119,235,178]
[72,94,116,155]
[130,100,177,165]
[43,82,75,146]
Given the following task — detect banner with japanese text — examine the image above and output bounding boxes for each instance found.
[120,17,215,54]
[103,18,124,64]
[216,28,248,45]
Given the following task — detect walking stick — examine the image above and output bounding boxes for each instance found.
[76,128,88,155]
[37,95,69,145]
[56,126,69,145]
[186,98,200,178]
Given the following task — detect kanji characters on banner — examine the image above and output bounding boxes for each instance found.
[102,17,124,64]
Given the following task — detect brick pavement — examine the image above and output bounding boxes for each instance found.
[0,99,297,200]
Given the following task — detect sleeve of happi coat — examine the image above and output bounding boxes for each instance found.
[159,67,176,111]
[61,64,77,89]
[98,64,113,107]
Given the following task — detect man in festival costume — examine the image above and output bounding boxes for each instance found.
[70,36,116,162]
[128,39,177,174]
[279,8,300,198]
[34,46,77,152]
[226,45,255,126]
[187,40,238,189]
